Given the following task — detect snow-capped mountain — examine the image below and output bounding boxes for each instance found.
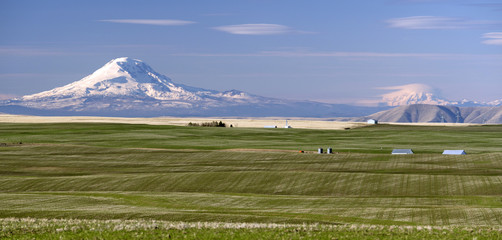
[1,57,385,117]
[377,83,499,107]
[351,84,502,123]
[379,84,453,106]
[11,57,267,111]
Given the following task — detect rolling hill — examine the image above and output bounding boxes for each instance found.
[358,104,502,123]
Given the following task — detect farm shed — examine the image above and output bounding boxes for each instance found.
[367,119,378,124]
[442,150,466,155]
[392,149,414,154]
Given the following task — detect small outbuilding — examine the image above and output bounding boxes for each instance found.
[392,149,414,154]
[367,119,378,124]
[442,150,466,155]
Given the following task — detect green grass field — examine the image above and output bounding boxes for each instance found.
[1,122,502,238]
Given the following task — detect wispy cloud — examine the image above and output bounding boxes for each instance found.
[482,32,502,45]
[387,16,500,29]
[213,24,303,35]
[391,0,448,3]
[0,93,20,100]
[0,94,18,100]
[100,19,196,26]
[0,47,67,56]
[377,83,435,92]
[467,3,502,11]
[253,51,450,57]
[202,13,235,17]
[173,50,502,59]
[0,73,47,78]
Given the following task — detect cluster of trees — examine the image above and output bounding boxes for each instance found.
[187,121,226,127]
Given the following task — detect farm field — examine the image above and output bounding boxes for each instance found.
[0,114,367,130]
[1,122,502,238]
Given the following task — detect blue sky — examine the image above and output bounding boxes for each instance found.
[1,0,501,104]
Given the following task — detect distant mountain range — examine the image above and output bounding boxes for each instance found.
[352,104,502,124]
[0,57,385,117]
[357,84,502,123]
[1,57,500,123]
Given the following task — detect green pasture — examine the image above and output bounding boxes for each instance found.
[1,122,502,238]
[1,122,501,153]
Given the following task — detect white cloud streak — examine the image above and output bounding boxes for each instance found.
[482,32,502,45]
[100,19,196,26]
[0,73,46,78]
[213,24,294,35]
[173,50,502,59]
[0,94,18,100]
[387,16,499,29]
[0,47,67,56]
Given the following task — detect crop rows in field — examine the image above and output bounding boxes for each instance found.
[2,192,502,226]
[1,123,502,227]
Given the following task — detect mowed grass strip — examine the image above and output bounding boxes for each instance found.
[2,170,502,196]
[2,192,502,225]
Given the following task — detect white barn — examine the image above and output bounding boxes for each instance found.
[442,150,466,155]
[367,119,378,124]
[392,149,414,154]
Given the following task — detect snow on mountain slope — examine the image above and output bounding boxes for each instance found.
[11,57,265,111]
[377,83,500,107]
[22,57,182,100]
[488,99,502,106]
[378,83,452,106]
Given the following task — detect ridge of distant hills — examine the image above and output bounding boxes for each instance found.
[0,58,500,123]
[352,104,502,124]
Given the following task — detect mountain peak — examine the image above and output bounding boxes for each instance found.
[378,83,448,106]
[106,57,150,71]
[95,57,160,82]
[19,57,176,101]
[11,57,263,111]
[110,57,136,63]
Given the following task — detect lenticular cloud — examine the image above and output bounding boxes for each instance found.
[482,32,502,45]
[100,19,195,26]
[214,24,292,35]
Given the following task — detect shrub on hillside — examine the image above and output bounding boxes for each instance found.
[187,121,226,127]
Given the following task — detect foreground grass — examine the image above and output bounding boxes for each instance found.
[2,218,502,240]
